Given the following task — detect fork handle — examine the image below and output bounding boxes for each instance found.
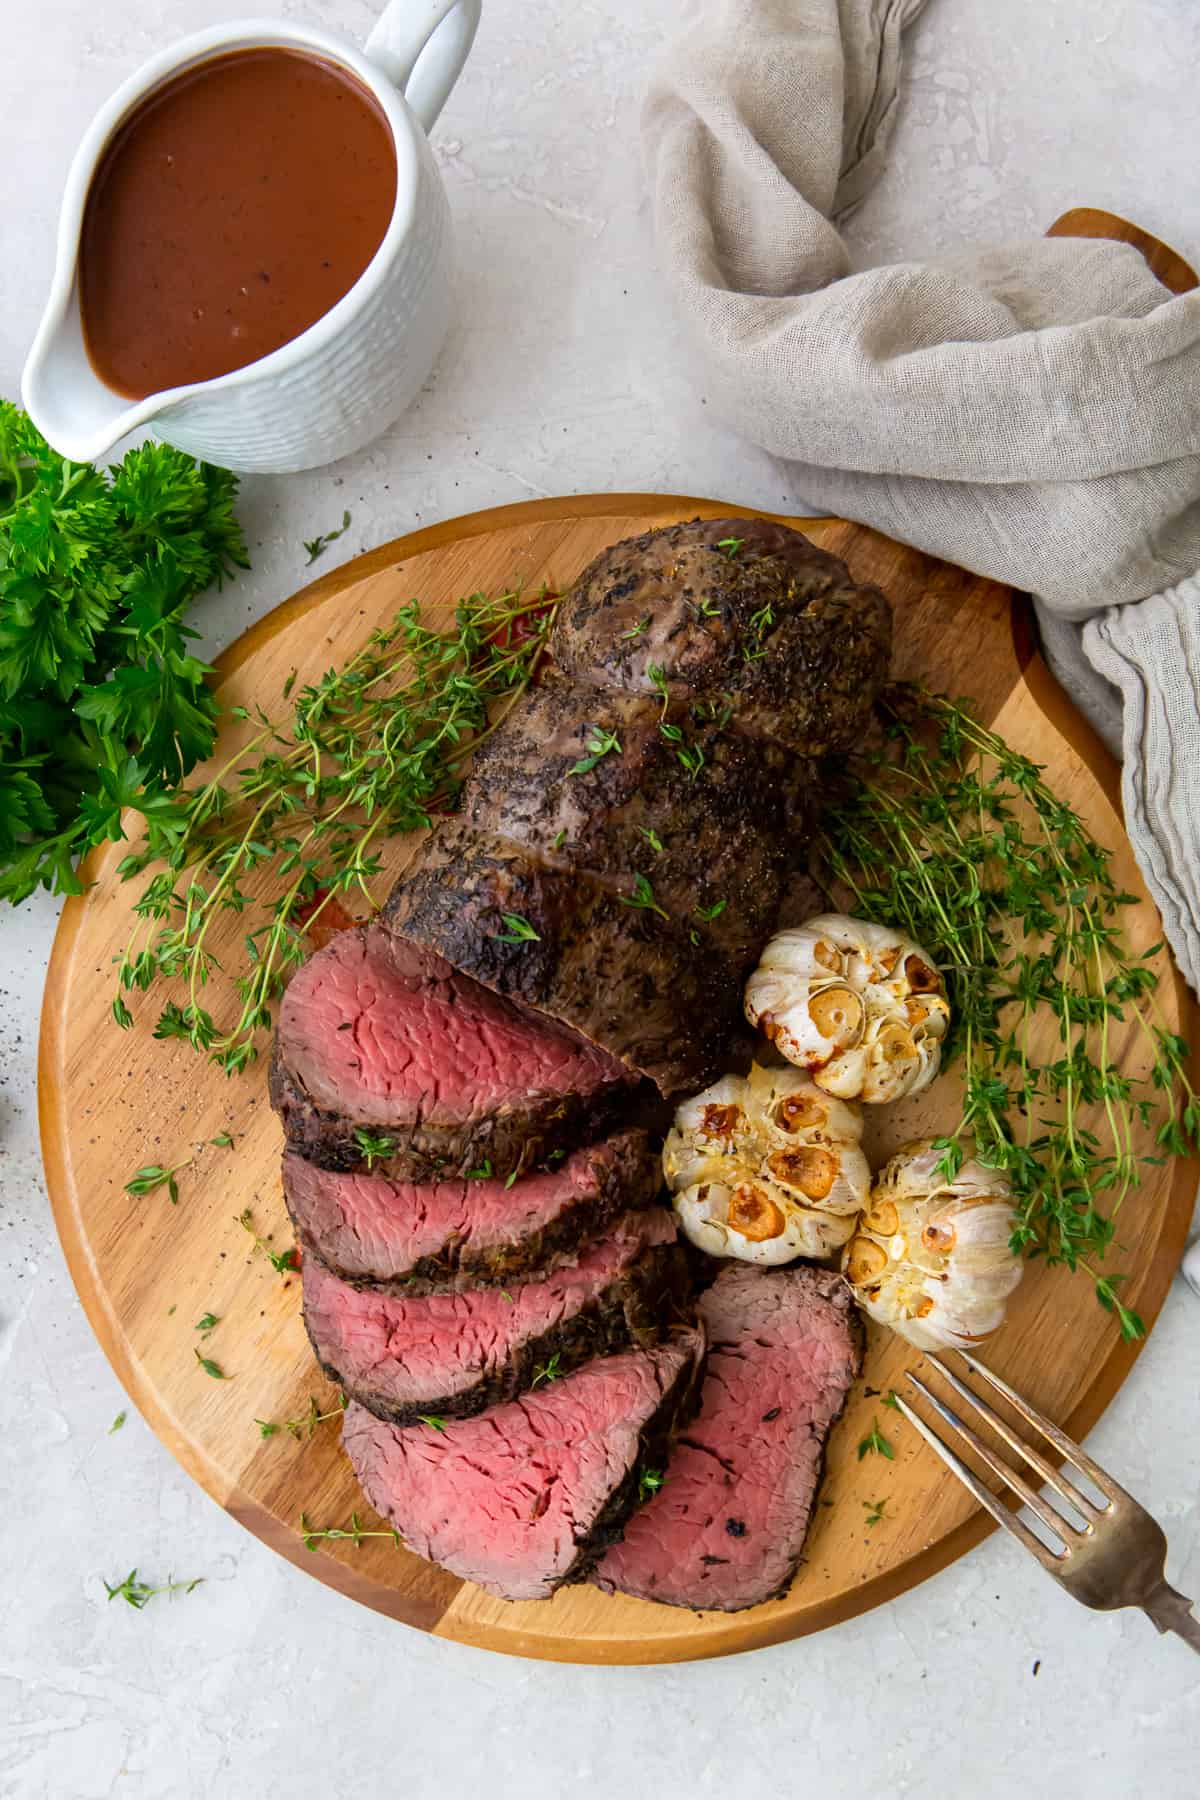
[1142,1582,1200,1655]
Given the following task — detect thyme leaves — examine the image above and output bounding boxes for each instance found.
[819,685,1200,1328]
[113,589,559,1076]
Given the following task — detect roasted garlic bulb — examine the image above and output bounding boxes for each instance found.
[843,1140,1022,1350]
[663,1064,870,1265]
[744,914,950,1103]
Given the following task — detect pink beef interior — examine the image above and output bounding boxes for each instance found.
[304,1207,677,1408]
[278,923,625,1125]
[284,1136,640,1280]
[594,1265,860,1612]
[342,1335,697,1602]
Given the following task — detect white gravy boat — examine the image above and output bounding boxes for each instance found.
[22,1,481,473]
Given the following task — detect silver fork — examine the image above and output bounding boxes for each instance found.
[895,1350,1200,1653]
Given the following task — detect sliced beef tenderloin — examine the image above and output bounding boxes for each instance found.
[450,674,805,957]
[384,832,740,1095]
[552,517,891,756]
[283,1130,662,1294]
[303,1207,691,1424]
[270,923,640,1180]
[342,1326,706,1601]
[593,1263,862,1612]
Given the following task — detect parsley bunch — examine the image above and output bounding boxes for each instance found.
[0,402,246,903]
[819,684,1200,1329]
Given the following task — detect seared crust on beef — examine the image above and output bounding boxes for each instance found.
[452,675,809,957]
[282,1131,662,1295]
[553,517,891,757]
[342,1325,706,1601]
[270,1043,627,1182]
[303,1215,692,1425]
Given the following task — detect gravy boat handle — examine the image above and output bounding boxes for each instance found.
[366,0,482,132]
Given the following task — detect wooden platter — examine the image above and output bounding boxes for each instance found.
[40,493,1199,1664]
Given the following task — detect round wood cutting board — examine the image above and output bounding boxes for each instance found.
[39,494,1199,1664]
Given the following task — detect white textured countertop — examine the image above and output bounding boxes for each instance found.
[2,3,1199,1795]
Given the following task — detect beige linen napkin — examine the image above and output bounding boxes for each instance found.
[646,0,1200,988]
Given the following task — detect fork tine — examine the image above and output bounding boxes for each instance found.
[925,1356,1104,1521]
[908,1375,1075,1545]
[891,1394,1064,1573]
[954,1350,1124,1501]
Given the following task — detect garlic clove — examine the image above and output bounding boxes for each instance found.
[746,1064,863,1145]
[774,1091,827,1133]
[807,1046,870,1100]
[726,1182,787,1242]
[701,1100,745,1142]
[765,1142,870,1216]
[807,984,865,1045]
[864,1197,900,1236]
[904,952,941,993]
[672,1073,751,1145]
[921,1215,958,1255]
[845,1235,889,1285]
[766,1144,838,1200]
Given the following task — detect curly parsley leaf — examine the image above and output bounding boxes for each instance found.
[0,403,247,904]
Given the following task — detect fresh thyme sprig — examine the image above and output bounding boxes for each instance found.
[303,509,351,565]
[257,1392,346,1440]
[124,1161,190,1203]
[818,684,1200,1333]
[694,898,727,923]
[113,589,559,1075]
[123,1130,233,1204]
[237,1208,301,1273]
[299,1510,401,1552]
[104,1569,204,1609]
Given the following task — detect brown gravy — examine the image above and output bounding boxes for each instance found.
[80,48,397,399]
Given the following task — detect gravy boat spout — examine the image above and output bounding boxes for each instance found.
[22,289,170,466]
